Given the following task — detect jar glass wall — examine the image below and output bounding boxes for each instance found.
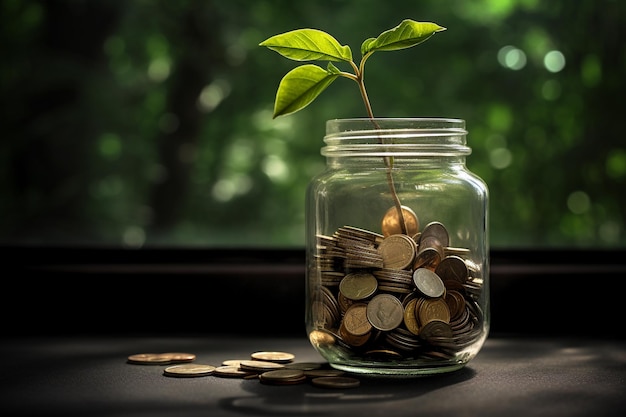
[305,118,489,376]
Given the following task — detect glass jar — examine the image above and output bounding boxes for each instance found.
[305,118,489,376]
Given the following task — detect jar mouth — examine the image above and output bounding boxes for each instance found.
[323,118,470,157]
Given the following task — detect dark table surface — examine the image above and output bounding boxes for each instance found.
[1,334,624,417]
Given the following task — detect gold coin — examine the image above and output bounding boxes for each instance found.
[163,363,216,378]
[239,360,285,372]
[250,351,295,364]
[127,353,172,365]
[221,359,246,367]
[403,297,420,335]
[212,365,256,378]
[418,297,451,326]
[377,234,416,270]
[338,321,371,347]
[342,303,373,336]
[309,329,336,347]
[311,376,360,389]
[381,205,419,237]
[161,352,197,363]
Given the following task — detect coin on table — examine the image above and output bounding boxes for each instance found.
[213,365,256,378]
[311,376,360,389]
[303,368,346,378]
[284,362,324,371]
[381,205,419,237]
[163,363,216,378]
[366,293,404,331]
[251,351,295,364]
[239,360,285,372]
[222,359,246,367]
[127,353,173,365]
[258,369,307,385]
[161,352,197,363]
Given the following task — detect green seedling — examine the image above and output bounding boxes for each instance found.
[260,19,446,234]
[259,19,445,118]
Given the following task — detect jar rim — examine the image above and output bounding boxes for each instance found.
[326,117,466,135]
[323,118,470,157]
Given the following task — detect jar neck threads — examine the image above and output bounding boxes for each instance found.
[322,118,470,159]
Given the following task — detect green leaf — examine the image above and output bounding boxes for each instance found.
[361,19,446,56]
[273,64,339,118]
[259,29,352,62]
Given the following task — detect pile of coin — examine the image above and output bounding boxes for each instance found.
[127,350,360,388]
[310,205,485,360]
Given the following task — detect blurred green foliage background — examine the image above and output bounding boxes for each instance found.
[1,0,624,248]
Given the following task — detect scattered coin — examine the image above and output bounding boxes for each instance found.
[212,365,256,378]
[303,368,346,378]
[311,376,361,389]
[258,369,307,385]
[163,364,216,378]
[160,352,197,363]
[127,352,196,365]
[127,353,173,365]
[239,360,285,372]
[283,362,324,371]
[250,351,295,364]
[222,359,246,367]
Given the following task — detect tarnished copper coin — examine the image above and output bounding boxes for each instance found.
[436,255,469,284]
[421,221,449,247]
[258,369,307,385]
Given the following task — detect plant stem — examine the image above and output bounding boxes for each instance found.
[353,65,408,235]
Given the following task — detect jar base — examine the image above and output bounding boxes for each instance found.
[329,361,467,377]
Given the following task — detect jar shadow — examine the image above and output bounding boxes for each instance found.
[218,365,476,416]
